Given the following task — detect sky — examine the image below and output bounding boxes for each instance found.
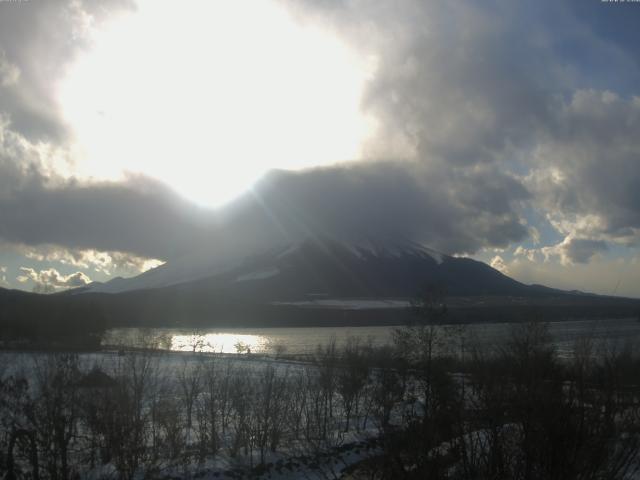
[1,0,640,297]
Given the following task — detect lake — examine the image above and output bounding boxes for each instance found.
[103,317,640,357]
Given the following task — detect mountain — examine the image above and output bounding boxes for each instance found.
[77,247,247,294]
[80,236,548,299]
[6,237,638,331]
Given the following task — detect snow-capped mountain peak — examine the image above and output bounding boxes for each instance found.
[80,236,449,295]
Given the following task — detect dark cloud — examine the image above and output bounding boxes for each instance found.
[243,162,529,254]
[563,238,608,264]
[0,167,214,260]
[0,147,530,261]
[527,90,640,247]
[282,0,640,255]
[0,118,216,259]
[283,1,572,164]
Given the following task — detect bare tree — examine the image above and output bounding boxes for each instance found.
[31,354,83,480]
[337,337,370,432]
[1,372,39,480]
[177,357,203,445]
[252,364,289,464]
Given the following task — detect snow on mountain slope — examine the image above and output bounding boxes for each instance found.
[274,237,444,264]
[235,267,280,283]
[81,237,447,295]
[83,247,253,293]
[272,298,411,309]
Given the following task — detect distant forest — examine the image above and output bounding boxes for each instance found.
[0,289,105,349]
[1,284,640,350]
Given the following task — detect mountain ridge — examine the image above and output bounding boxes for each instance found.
[71,236,574,303]
[4,236,638,332]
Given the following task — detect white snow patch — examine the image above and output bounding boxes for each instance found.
[421,247,444,264]
[343,243,366,259]
[272,298,410,310]
[235,267,280,282]
[340,238,445,264]
[276,243,300,259]
[84,249,249,293]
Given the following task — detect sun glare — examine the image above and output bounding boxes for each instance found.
[57,0,375,207]
[171,332,268,354]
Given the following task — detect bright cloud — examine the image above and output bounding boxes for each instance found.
[490,255,509,274]
[514,246,538,263]
[17,267,91,293]
[0,266,8,287]
[20,245,163,276]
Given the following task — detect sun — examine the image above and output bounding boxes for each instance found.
[57,0,375,207]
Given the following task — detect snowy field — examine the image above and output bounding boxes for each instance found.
[0,348,389,479]
[4,320,640,479]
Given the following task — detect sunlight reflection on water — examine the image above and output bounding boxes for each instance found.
[104,318,640,357]
[170,333,268,354]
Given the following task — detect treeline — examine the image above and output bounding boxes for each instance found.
[80,288,640,328]
[372,321,640,479]
[0,290,106,349]
[4,288,640,338]
[2,322,640,479]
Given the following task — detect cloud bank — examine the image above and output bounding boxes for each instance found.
[17,267,91,294]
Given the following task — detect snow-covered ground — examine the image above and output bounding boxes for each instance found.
[0,350,385,479]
